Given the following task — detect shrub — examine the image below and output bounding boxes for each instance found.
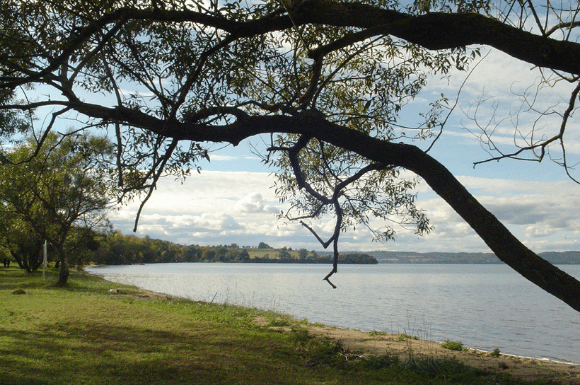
[441,339,465,351]
[490,348,501,357]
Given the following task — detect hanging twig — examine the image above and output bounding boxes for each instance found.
[133,138,179,231]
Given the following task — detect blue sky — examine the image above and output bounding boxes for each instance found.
[107,48,580,253]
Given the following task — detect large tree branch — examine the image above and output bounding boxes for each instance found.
[4,1,580,310]
[84,108,580,312]
[86,3,580,77]
[98,3,580,76]
[4,0,580,92]
[292,1,580,75]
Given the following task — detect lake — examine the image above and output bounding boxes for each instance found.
[86,263,580,364]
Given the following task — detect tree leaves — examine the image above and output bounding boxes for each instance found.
[0,131,114,282]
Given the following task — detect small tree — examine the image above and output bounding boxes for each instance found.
[0,132,115,285]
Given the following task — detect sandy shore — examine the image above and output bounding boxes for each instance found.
[302,324,580,384]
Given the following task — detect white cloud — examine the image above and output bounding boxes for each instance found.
[234,192,278,214]
[210,154,237,161]
[107,170,580,253]
[525,224,558,238]
[409,176,580,252]
[110,171,292,247]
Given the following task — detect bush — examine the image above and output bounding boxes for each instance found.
[441,339,465,351]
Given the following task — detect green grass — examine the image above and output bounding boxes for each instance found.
[0,267,549,385]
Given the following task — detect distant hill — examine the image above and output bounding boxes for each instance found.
[319,251,580,264]
[370,251,500,264]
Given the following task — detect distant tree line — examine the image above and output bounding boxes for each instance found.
[90,233,378,265]
[253,251,378,264]
[91,232,252,265]
[3,225,379,268]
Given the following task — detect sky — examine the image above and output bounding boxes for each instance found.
[107,47,580,254]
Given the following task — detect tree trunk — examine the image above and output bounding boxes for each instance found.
[403,146,580,312]
[56,251,69,287]
[11,252,28,271]
[31,250,44,271]
[311,122,580,312]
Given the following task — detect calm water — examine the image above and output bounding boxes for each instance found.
[86,263,580,364]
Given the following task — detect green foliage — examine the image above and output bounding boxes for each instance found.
[0,132,114,282]
[400,357,485,382]
[490,347,501,357]
[268,318,292,327]
[398,333,419,341]
[0,0,475,252]
[441,339,465,351]
[339,253,379,264]
[0,214,44,272]
[277,248,292,260]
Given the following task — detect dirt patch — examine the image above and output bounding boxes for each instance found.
[253,317,579,384]
[303,325,580,384]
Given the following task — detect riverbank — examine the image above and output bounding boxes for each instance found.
[2,267,578,384]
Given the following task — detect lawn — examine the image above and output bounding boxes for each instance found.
[0,267,548,385]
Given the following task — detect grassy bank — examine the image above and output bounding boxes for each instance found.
[0,267,552,385]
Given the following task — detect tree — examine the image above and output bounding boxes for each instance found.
[95,230,142,265]
[339,253,378,265]
[201,247,217,262]
[258,242,272,250]
[0,212,44,272]
[277,248,292,260]
[1,0,580,310]
[0,132,114,285]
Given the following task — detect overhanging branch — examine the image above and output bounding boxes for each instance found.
[161,112,580,312]
[5,0,580,94]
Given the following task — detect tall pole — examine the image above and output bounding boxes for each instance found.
[43,240,47,280]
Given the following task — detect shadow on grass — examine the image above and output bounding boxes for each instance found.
[0,377,51,385]
[0,268,542,385]
[0,267,137,296]
[0,267,48,290]
[0,316,308,385]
